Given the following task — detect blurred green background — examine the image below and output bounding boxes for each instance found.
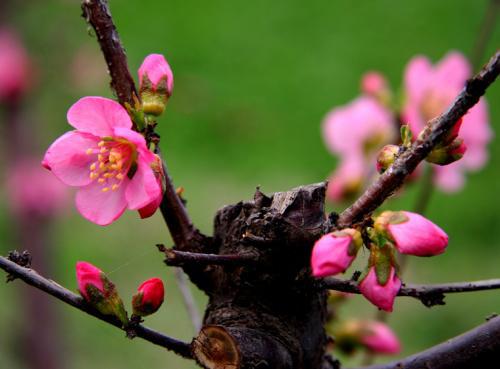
[1,0,499,368]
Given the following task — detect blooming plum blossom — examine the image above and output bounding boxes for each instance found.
[402,52,492,192]
[376,211,448,256]
[6,159,67,218]
[311,229,362,277]
[359,266,401,312]
[132,277,165,317]
[359,321,401,354]
[322,96,394,202]
[43,96,163,225]
[0,28,32,102]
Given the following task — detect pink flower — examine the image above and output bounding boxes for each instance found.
[361,71,388,96]
[132,277,165,317]
[43,96,163,225]
[0,28,32,102]
[376,211,448,256]
[138,54,174,96]
[359,266,401,312]
[359,321,401,354]
[402,52,492,192]
[76,261,104,301]
[323,96,393,157]
[326,156,365,202]
[311,229,361,277]
[6,159,67,218]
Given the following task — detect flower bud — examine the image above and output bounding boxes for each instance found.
[311,229,362,277]
[361,72,388,97]
[376,144,399,173]
[76,261,128,325]
[335,320,401,355]
[426,137,467,166]
[375,211,448,256]
[132,278,165,317]
[138,54,173,116]
[359,266,401,312]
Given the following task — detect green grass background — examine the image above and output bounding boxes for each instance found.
[1,0,499,368]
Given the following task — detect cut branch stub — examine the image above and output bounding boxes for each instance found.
[191,183,330,369]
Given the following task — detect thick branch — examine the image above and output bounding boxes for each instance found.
[81,0,206,252]
[160,246,260,267]
[322,277,500,307]
[337,51,500,228]
[350,315,500,369]
[0,256,193,360]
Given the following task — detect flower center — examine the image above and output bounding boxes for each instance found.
[85,138,137,192]
[420,90,452,122]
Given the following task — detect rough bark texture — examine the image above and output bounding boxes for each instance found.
[190,183,332,369]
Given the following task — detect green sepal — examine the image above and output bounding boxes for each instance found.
[139,75,169,117]
[85,276,128,327]
[400,125,412,147]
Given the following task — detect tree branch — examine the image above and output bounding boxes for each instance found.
[159,246,260,267]
[337,51,500,228]
[81,0,207,252]
[349,315,500,369]
[0,255,194,360]
[321,277,500,307]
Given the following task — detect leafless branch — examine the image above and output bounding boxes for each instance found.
[336,51,500,228]
[321,277,500,307]
[0,255,194,360]
[159,246,260,267]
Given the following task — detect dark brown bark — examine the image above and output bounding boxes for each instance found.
[189,183,331,369]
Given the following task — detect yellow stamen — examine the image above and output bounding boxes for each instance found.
[116,173,124,180]
[103,173,113,178]
[111,184,119,191]
[86,148,93,155]
[98,178,105,184]
[98,141,105,147]
[90,163,96,171]
[99,162,106,170]
[100,147,108,153]
[90,172,98,180]
[102,187,110,192]
[98,154,104,162]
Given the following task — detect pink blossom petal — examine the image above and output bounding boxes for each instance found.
[76,261,105,300]
[359,267,401,312]
[361,321,401,354]
[125,160,162,210]
[434,164,464,192]
[67,96,132,137]
[138,190,163,219]
[76,181,127,225]
[43,131,99,186]
[433,52,471,91]
[404,56,432,102]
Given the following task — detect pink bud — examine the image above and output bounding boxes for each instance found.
[138,53,173,95]
[359,266,401,312]
[378,211,448,256]
[359,321,401,354]
[361,71,388,96]
[0,28,32,102]
[76,261,105,301]
[311,229,362,277]
[132,278,165,317]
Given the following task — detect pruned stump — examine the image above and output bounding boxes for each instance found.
[188,183,332,369]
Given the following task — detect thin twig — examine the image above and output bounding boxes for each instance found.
[81,0,206,252]
[349,315,500,369]
[0,256,194,360]
[173,268,202,333]
[161,247,260,267]
[321,277,500,307]
[336,51,500,228]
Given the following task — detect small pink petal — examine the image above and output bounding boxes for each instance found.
[43,131,99,186]
[434,164,464,192]
[67,96,132,137]
[76,261,104,301]
[432,52,471,91]
[359,267,401,312]
[76,181,127,226]
[404,56,432,102]
[311,233,356,277]
[125,160,162,210]
[138,191,163,219]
